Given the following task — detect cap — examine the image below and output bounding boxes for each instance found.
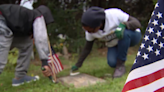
[81,6,105,28]
[36,5,54,24]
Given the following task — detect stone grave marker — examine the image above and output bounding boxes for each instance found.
[57,73,106,88]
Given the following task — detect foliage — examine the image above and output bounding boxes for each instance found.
[0,0,155,52]
[53,37,66,53]
[153,0,158,4]
[7,48,18,65]
[34,0,86,53]
[36,0,154,52]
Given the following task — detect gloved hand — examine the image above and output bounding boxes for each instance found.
[41,66,52,77]
[114,23,126,39]
[41,59,51,77]
[71,65,79,71]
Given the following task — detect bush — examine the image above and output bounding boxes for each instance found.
[7,48,18,65]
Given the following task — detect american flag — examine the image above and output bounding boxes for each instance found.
[122,0,164,92]
[48,47,64,74]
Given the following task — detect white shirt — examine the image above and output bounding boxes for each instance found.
[85,8,129,47]
[20,0,34,10]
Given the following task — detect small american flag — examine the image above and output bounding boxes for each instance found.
[122,0,164,92]
[48,47,64,74]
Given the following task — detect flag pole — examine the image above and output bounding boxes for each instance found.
[47,40,57,82]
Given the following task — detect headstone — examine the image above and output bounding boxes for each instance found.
[57,73,106,88]
[62,45,71,59]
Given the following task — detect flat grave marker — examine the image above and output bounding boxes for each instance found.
[58,73,106,88]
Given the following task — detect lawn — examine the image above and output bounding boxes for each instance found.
[0,46,139,92]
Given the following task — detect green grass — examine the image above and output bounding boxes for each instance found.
[0,47,138,92]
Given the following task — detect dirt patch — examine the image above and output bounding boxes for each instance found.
[97,47,108,57]
[31,58,41,66]
[128,46,139,55]
[63,65,70,69]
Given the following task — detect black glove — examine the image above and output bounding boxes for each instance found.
[41,59,48,67]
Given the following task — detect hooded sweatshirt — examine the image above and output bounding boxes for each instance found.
[0,4,54,66]
[0,4,54,37]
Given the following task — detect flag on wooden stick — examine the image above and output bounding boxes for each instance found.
[122,0,164,92]
[48,46,64,74]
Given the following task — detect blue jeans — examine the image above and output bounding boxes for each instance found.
[107,29,141,68]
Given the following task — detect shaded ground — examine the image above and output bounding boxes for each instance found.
[97,45,140,57]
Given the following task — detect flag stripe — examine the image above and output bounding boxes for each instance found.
[125,59,164,83]
[154,87,164,92]
[122,68,164,92]
[52,54,62,71]
[50,57,60,72]
[48,63,56,74]
[48,65,53,73]
[48,58,59,73]
[126,78,164,92]
[50,61,58,74]
[52,60,59,73]
[54,54,64,69]
[47,47,64,74]
[52,59,60,73]
[51,47,64,70]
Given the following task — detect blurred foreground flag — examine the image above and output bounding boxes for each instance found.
[122,0,164,92]
[48,47,64,74]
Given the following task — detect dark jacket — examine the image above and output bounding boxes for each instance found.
[0,4,54,37]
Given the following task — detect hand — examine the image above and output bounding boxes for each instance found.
[114,23,126,39]
[42,66,52,77]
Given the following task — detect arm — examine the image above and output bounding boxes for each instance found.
[124,16,141,30]
[33,16,52,77]
[33,16,49,66]
[75,40,94,67]
[113,9,141,39]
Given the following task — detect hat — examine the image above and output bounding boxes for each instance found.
[81,6,105,28]
[36,5,54,24]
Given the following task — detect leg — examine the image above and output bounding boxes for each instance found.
[113,29,141,78]
[0,34,13,74]
[107,46,117,68]
[11,36,33,78]
[11,36,39,86]
[11,36,40,86]
[117,29,141,61]
[0,16,13,74]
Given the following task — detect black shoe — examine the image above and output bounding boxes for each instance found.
[113,64,126,78]
[113,59,126,78]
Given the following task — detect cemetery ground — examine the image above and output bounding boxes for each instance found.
[0,46,139,92]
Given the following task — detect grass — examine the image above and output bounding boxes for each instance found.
[0,46,139,92]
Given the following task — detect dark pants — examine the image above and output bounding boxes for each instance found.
[0,15,33,78]
[107,29,141,68]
